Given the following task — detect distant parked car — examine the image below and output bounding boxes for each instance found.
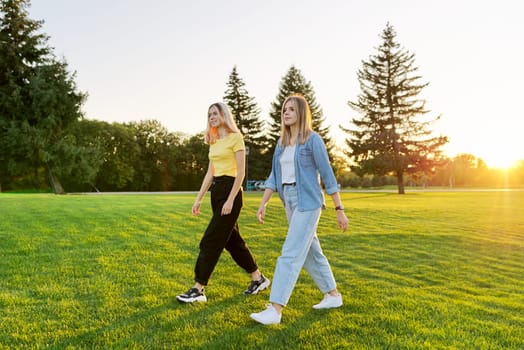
[254,181,265,191]
[246,180,265,191]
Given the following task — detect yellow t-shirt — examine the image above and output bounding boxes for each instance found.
[209,132,245,177]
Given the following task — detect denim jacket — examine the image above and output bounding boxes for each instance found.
[264,132,339,211]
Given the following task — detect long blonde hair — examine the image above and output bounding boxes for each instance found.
[279,94,312,146]
[205,102,240,144]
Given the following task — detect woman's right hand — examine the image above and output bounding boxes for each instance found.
[257,189,274,224]
[256,206,266,224]
[192,201,201,216]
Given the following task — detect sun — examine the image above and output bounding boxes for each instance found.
[443,143,522,170]
[480,152,521,170]
[442,134,523,170]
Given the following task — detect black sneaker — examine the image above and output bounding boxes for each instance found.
[243,274,271,295]
[176,287,207,303]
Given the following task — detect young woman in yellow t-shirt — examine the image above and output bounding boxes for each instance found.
[176,102,270,303]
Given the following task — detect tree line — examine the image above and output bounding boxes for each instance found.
[1,1,522,194]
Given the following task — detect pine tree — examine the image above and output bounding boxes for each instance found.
[223,66,264,145]
[342,23,448,194]
[268,65,334,161]
[223,66,268,182]
[0,0,48,190]
[0,0,87,193]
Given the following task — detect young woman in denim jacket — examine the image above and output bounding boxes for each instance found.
[250,94,349,325]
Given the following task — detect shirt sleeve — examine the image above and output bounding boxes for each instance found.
[264,168,277,192]
[311,133,339,195]
[263,142,279,192]
[231,133,245,152]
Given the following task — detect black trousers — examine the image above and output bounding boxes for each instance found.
[194,176,258,286]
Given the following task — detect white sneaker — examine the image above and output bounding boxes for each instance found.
[250,304,282,325]
[313,293,343,309]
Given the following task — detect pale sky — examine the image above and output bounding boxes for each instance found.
[29,0,524,168]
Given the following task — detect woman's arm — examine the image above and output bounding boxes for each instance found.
[221,149,245,216]
[310,134,349,232]
[192,162,215,216]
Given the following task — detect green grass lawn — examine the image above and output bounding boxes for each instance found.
[0,191,523,349]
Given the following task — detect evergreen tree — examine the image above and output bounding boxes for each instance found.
[0,0,49,190]
[0,0,87,193]
[223,66,268,182]
[342,23,448,194]
[223,66,264,145]
[268,65,334,161]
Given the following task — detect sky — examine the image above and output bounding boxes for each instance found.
[28,0,524,169]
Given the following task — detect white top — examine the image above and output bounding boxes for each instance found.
[280,145,296,184]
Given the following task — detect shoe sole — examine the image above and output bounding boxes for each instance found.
[250,313,281,325]
[313,301,343,309]
[244,279,271,295]
[176,295,207,303]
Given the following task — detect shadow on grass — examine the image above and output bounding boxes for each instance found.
[37,228,524,349]
[47,293,346,349]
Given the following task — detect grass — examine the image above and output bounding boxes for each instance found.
[0,191,523,349]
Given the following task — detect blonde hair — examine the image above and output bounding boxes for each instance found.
[279,94,312,146]
[205,102,240,144]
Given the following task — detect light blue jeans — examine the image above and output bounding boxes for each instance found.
[269,185,337,306]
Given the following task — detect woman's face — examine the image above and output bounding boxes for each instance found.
[283,100,298,126]
[208,106,222,128]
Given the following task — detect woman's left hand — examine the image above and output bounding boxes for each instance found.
[221,199,233,216]
[336,211,349,232]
